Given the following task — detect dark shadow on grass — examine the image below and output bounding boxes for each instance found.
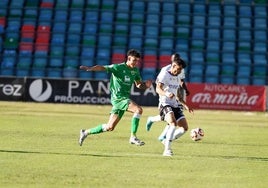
[0,149,124,158]
[1,149,268,161]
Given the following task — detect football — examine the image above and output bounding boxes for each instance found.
[190,128,204,141]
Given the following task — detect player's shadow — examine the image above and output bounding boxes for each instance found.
[0,149,123,158]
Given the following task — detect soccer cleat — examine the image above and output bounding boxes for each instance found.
[129,136,145,146]
[145,117,154,131]
[158,135,166,142]
[163,149,173,157]
[79,129,87,146]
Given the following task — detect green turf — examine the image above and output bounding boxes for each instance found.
[0,101,267,188]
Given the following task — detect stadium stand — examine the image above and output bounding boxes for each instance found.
[0,0,267,86]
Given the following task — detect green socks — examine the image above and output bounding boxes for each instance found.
[88,124,104,134]
[131,116,140,134]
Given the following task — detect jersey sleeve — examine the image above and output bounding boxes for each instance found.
[179,69,185,80]
[104,64,116,73]
[156,69,167,84]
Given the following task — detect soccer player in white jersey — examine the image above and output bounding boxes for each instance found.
[146,53,190,132]
[153,55,193,156]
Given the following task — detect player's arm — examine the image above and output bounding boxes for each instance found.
[80,65,106,72]
[180,79,190,96]
[156,82,175,98]
[176,88,193,113]
[135,80,152,90]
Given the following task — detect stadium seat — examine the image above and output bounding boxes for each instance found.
[253,42,267,53]
[239,17,252,28]
[146,14,159,25]
[68,23,82,33]
[163,2,175,13]
[175,38,188,51]
[114,24,128,35]
[31,67,46,78]
[39,9,53,22]
[67,34,80,44]
[85,10,99,22]
[236,77,250,85]
[115,12,129,23]
[116,0,130,11]
[254,30,266,41]
[54,10,68,21]
[94,72,108,80]
[160,26,174,37]
[98,35,112,47]
[101,0,115,10]
[207,16,221,28]
[208,3,221,16]
[49,57,63,67]
[237,52,251,65]
[128,37,143,49]
[47,68,62,78]
[205,76,219,84]
[141,68,156,80]
[71,0,84,8]
[206,40,220,52]
[191,40,205,50]
[254,17,267,29]
[222,41,236,52]
[63,67,77,78]
[66,46,80,57]
[147,2,160,13]
[220,75,234,85]
[206,52,220,63]
[239,5,252,16]
[145,26,159,37]
[189,75,203,83]
[113,35,127,47]
[192,15,206,27]
[254,5,267,17]
[177,15,190,26]
[144,38,158,49]
[159,38,173,50]
[131,12,144,24]
[79,70,93,79]
[223,4,236,16]
[177,3,191,14]
[191,28,205,39]
[222,28,236,40]
[84,23,98,34]
[56,0,69,8]
[132,1,145,12]
[223,17,236,28]
[207,28,220,39]
[161,15,175,26]
[130,25,143,36]
[86,0,100,9]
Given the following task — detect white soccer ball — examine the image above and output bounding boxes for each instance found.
[190,128,204,141]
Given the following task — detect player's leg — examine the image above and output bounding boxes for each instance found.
[146,115,161,131]
[79,113,121,146]
[127,100,145,146]
[172,118,188,140]
[159,106,176,156]
[158,124,169,141]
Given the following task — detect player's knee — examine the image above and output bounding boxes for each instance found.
[103,124,115,131]
[136,106,143,114]
[106,126,114,131]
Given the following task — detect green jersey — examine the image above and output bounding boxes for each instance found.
[104,62,142,103]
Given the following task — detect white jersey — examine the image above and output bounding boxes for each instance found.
[156,65,182,108]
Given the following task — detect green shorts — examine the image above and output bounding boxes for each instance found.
[110,98,130,119]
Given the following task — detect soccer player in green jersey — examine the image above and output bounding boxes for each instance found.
[79,49,152,146]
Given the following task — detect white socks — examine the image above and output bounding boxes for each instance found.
[173,127,186,140]
[149,115,161,122]
[164,125,175,151]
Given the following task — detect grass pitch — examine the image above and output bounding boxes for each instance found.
[0,101,267,188]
